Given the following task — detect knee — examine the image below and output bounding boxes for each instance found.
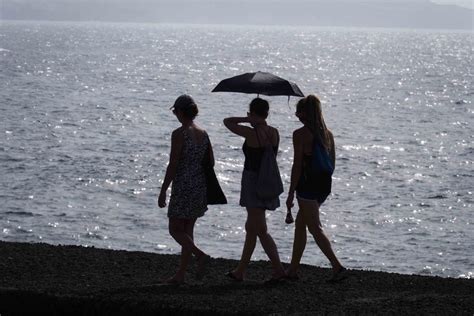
[255,226,269,238]
[295,214,305,227]
[246,220,268,238]
[168,222,182,237]
[308,224,324,237]
[245,221,257,237]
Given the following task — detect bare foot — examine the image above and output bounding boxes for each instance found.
[328,267,348,283]
[264,273,287,285]
[285,268,299,281]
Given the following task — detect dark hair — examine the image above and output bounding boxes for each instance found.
[296,95,330,150]
[180,104,199,120]
[249,98,269,118]
[172,94,199,120]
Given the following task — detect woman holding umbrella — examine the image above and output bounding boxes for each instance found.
[285,94,346,281]
[223,97,286,282]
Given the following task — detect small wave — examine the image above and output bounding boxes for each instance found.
[0,48,11,52]
[83,231,107,240]
[15,226,33,234]
[4,211,40,217]
[428,194,446,199]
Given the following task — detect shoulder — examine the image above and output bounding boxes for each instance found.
[193,125,208,136]
[292,127,306,138]
[267,125,279,136]
[171,128,185,140]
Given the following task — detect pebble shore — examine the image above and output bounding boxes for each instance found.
[0,241,473,315]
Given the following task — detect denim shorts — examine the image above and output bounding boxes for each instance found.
[296,173,332,205]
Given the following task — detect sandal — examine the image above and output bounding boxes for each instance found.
[225,271,243,282]
[264,275,287,285]
[328,267,348,283]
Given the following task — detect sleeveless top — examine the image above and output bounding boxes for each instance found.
[242,129,278,172]
[168,129,209,219]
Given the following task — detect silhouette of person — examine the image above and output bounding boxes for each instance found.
[158,94,212,283]
[285,94,346,281]
[223,97,286,282]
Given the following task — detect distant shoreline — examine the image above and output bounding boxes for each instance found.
[1,241,473,315]
[1,19,473,33]
[2,0,473,30]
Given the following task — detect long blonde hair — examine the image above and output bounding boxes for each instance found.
[296,95,331,151]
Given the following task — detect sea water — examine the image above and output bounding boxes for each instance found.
[0,21,472,278]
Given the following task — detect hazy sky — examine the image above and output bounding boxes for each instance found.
[2,0,473,4]
[428,0,472,8]
[3,0,473,9]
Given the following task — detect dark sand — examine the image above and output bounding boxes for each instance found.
[0,241,472,315]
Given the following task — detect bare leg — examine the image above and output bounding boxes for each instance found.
[298,199,343,272]
[251,208,286,278]
[169,219,196,282]
[169,218,206,258]
[233,209,258,279]
[287,211,307,277]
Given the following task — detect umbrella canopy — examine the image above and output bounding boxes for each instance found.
[212,71,304,97]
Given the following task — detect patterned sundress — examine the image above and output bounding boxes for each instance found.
[168,129,209,219]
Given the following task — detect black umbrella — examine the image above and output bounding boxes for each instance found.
[212,71,304,97]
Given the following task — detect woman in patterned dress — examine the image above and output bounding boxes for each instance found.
[158,94,212,284]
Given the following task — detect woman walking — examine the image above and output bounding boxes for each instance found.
[223,98,286,282]
[158,94,212,284]
[286,94,346,281]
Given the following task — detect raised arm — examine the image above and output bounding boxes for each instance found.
[223,117,255,138]
[158,129,184,208]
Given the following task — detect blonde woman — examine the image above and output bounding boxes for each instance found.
[286,94,346,281]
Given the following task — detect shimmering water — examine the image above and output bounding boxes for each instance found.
[1,21,472,278]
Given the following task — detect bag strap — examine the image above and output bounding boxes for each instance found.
[256,127,274,148]
[255,129,261,147]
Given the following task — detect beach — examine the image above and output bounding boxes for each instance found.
[0,241,472,315]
